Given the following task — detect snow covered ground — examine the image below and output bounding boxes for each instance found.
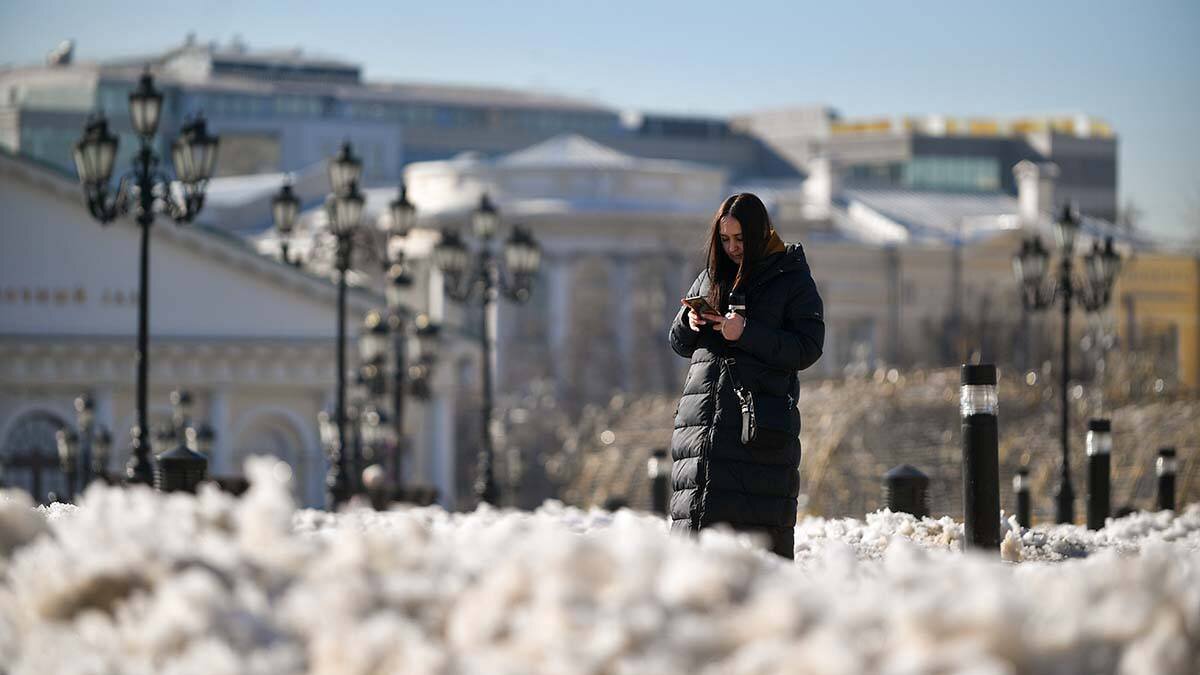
[2,458,1198,675]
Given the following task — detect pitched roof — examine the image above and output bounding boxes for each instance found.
[841,188,1022,245]
[0,147,380,312]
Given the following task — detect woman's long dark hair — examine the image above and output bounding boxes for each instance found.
[705,192,774,312]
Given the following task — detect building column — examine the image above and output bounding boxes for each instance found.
[611,254,636,391]
[423,352,459,510]
[823,323,837,376]
[545,255,574,385]
[885,246,902,364]
[666,253,693,385]
[209,387,231,476]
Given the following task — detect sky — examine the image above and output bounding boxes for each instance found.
[2,0,1198,241]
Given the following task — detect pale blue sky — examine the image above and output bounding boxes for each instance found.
[2,0,1198,240]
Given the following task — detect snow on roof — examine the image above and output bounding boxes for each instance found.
[491,134,724,176]
[203,171,296,208]
[497,134,635,169]
[841,188,1023,245]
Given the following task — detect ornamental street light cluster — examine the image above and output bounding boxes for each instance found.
[433,194,542,505]
[54,394,113,500]
[1012,203,1122,524]
[274,143,441,509]
[357,306,440,500]
[73,68,219,486]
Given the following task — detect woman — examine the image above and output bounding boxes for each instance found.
[668,192,824,559]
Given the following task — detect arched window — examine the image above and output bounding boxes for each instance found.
[233,414,308,502]
[1,411,69,504]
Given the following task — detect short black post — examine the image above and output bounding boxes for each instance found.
[961,364,1000,550]
[884,464,929,518]
[155,442,208,493]
[647,448,669,515]
[1013,466,1031,529]
[1157,447,1177,512]
[1085,418,1112,530]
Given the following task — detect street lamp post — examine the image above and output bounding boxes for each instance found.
[274,169,440,507]
[73,394,95,487]
[272,141,363,508]
[1013,204,1122,523]
[272,182,300,265]
[92,426,113,484]
[433,194,541,505]
[55,428,79,500]
[73,69,219,484]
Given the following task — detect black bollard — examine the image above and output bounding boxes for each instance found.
[961,364,1000,550]
[1013,466,1031,529]
[884,464,930,518]
[1085,419,1112,530]
[647,448,669,516]
[155,442,208,493]
[1157,447,1177,512]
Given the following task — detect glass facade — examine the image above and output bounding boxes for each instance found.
[906,156,1000,191]
[846,156,1001,192]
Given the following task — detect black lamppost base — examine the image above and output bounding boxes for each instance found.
[1054,481,1075,524]
[125,432,154,485]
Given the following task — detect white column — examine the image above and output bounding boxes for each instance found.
[822,324,837,377]
[431,388,456,509]
[209,387,231,475]
[611,255,635,391]
[428,266,446,325]
[545,255,573,384]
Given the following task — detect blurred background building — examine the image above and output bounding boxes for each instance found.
[1,36,1195,509]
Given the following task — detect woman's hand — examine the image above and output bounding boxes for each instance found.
[708,312,745,341]
[682,300,723,333]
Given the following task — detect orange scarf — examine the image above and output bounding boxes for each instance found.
[733,229,787,290]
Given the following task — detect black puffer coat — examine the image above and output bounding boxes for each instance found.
[668,244,824,545]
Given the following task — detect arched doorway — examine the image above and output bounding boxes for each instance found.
[232,410,312,503]
[1,411,69,504]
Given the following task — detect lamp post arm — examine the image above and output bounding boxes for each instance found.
[84,173,133,224]
[443,255,483,304]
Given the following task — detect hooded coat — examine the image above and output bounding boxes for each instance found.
[667,243,825,554]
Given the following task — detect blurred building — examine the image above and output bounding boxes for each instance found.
[253,134,1138,412]
[0,149,472,507]
[735,108,1119,221]
[0,36,790,196]
[1114,253,1200,390]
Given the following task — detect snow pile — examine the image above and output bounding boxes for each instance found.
[0,458,1197,675]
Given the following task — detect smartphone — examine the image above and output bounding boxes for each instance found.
[682,295,719,316]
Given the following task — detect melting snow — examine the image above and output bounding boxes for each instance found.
[1,457,1198,674]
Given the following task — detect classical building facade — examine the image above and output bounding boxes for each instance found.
[257,135,1099,415]
[0,150,474,507]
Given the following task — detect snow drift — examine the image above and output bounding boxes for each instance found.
[1,457,1198,675]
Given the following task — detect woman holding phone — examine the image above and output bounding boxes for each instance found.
[668,192,824,559]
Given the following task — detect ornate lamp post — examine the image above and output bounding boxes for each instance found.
[170,389,193,438]
[379,184,440,494]
[1013,203,1122,523]
[272,182,300,265]
[274,170,439,507]
[73,394,95,486]
[92,426,113,484]
[433,194,541,505]
[272,141,364,508]
[55,428,79,500]
[73,69,219,484]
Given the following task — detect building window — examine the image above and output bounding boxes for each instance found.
[904,156,1000,192]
